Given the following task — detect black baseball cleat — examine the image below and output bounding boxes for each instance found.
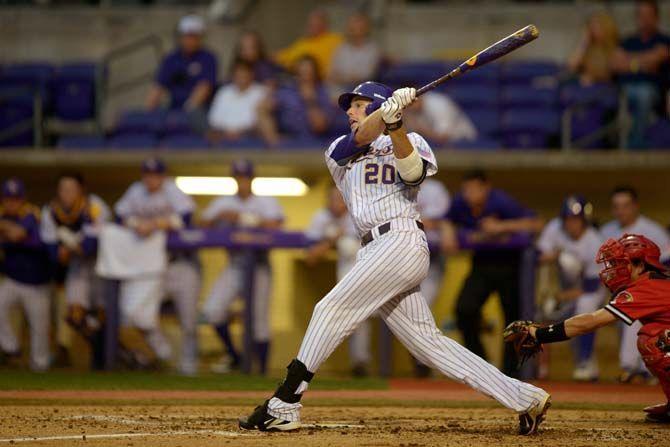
[518,394,551,435]
[643,402,670,423]
[238,400,301,432]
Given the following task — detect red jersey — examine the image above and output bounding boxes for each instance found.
[604,272,670,337]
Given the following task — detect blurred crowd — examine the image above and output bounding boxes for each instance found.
[135,1,670,150]
[1,158,669,382]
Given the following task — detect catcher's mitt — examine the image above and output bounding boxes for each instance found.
[503,320,543,368]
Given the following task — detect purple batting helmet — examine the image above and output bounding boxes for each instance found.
[232,159,254,178]
[2,177,25,198]
[141,157,167,174]
[338,81,393,115]
[560,195,593,222]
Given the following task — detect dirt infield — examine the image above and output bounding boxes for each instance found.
[1,381,668,446]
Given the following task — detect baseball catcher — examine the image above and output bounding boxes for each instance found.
[505,233,670,423]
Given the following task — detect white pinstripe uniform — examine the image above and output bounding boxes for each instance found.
[305,208,370,366]
[267,132,549,421]
[601,216,670,374]
[416,178,450,306]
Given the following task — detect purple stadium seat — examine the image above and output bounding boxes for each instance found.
[501,85,558,108]
[463,108,500,137]
[275,136,326,149]
[106,133,157,149]
[58,135,106,150]
[501,61,559,86]
[560,83,619,149]
[646,119,670,149]
[160,133,210,149]
[441,61,501,86]
[501,108,560,149]
[0,102,34,147]
[217,136,266,149]
[379,61,448,89]
[163,110,195,136]
[0,63,54,110]
[446,85,499,109]
[114,109,165,135]
[52,63,99,121]
[448,137,502,150]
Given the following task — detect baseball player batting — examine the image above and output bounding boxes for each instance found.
[238,81,551,435]
[505,233,670,423]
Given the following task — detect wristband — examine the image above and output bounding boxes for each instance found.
[535,321,569,344]
[385,120,403,132]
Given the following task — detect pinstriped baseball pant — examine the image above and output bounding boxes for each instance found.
[268,226,548,421]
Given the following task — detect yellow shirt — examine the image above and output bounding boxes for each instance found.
[276,32,343,78]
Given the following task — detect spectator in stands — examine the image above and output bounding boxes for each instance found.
[442,169,543,377]
[258,56,333,146]
[233,30,282,83]
[328,13,381,93]
[275,9,343,80]
[145,15,218,113]
[40,173,110,369]
[403,92,477,146]
[600,185,670,383]
[207,60,268,144]
[568,11,619,85]
[0,178,51,371]
[611,0,670,148]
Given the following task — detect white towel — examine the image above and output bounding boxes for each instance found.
[95,223,167,279]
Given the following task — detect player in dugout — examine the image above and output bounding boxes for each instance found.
[505,233,670,423]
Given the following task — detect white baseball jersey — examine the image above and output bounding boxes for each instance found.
[40,194,111,243]
[305,209,358,277]
[537,218,603,285]
[326,132,438,237]
[115,179,195,220]
[600,215,670,374]
[267,130,549,423]
[601,215,670,262]
[416,178,450,244]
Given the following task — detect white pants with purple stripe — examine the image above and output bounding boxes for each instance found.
[268,226,548,421]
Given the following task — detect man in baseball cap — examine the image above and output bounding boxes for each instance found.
[146,14,218,112]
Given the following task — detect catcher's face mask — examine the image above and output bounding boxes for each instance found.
[596,238,632,293]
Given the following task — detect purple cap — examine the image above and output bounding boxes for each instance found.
[232,159,254,177]
[2,178,25,198]
[142,157,167,174]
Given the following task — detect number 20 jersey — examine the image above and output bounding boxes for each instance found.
[325,132,438,238]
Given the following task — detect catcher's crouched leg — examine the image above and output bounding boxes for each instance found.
[639,330,670,423]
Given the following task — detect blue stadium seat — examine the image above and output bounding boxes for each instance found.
[462,108,500,137]
[163,110,195,136]
[52,63,99,121]
[501,61,560,85]
[0,102,34,147]
[501,85,558,108]
[114,109,165,135]
[106,133,157,149]
[646,119,670,149]
[0,63,55,110]
[448,137,502,150]
[501,108,560,149]
[160,133,210,149]
[58,135,106,150]
[560,83,619,149]
[275,136,327,149]
[217,136,266,149]
[379,61,448,88]
[446,84,499,109]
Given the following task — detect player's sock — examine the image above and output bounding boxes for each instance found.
[576,332,596,363]
[214,323,240,366]
[255,341,269,375]
[267,359,314,421]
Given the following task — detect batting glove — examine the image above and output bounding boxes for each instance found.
[380,97,403,124]
[392,87,416,109]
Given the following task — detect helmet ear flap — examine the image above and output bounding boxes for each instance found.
[365,100,383,116]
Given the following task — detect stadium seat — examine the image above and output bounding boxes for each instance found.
[446,84,499,109]
[560,83,619,149]
[0,102,34,147]
[501,108,560,149]
[52,63,99,121]
[448,137,502,150]
[217,136,266,149]
[57,135,106,150]
[114,109,165,135]
[163,110,195,136]
[501,85,558,108]
[462,108,500,138]
[646,119,670,149]
[106,133,157,149]
[500,61,559,86]
[379,61,448,89]
[0,63,55,111]
[160,133,210,149]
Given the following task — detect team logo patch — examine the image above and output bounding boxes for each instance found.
[617,291,634,303]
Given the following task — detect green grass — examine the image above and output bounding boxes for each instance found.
[0,370,387,391]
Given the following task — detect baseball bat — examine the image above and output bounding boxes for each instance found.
[416,24,540,96]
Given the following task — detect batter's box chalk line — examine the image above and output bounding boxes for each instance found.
[0,430,254,443]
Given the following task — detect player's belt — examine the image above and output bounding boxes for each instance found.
[361,220,425,247]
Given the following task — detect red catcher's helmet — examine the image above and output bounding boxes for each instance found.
[596,233,666,292]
